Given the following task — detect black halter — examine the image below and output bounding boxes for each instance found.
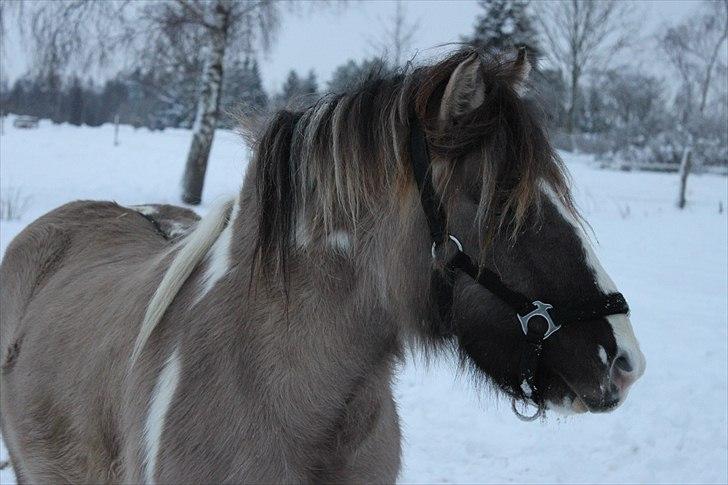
[409,116,630,418]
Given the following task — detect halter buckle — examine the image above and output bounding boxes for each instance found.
[517,301,561,340]
[431,234,463,259]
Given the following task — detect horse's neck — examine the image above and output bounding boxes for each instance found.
[191,195,402,437]
[221,187,403,359]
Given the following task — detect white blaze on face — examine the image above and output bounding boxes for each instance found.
[540,184,619,293]
[541,183,646,408]
[606,314,646,381]
[143,347,182,484]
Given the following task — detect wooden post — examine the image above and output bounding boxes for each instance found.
[676,147,692,209]
[114,114,120,146]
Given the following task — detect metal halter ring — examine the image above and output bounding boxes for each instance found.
[511,397,544,422]
[517,301,561,340]
[431,234,463,259]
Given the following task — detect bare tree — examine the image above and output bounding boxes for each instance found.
[660,0,728,124]
[16,1,131,77]
[162,0,280,204]
[10,0,282,205]
[534,0,636,135]
[370,0,420,68]
[659,0,728,209]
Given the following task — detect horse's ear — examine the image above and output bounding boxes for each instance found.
[438,53,485,122]
[507,47,531,97]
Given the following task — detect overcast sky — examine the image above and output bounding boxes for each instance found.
[0,0,700,91]
[258,0,697,91]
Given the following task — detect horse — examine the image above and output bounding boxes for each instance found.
[0,48,645,483]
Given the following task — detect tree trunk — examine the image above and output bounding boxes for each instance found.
[698,25,727,114]
[114,114,120,146]
[181,7,228,205]
[566,72,577,136]
[676,147,692,209]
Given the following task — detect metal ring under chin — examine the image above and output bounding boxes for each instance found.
[431,234,464,259]
[511,397,544,422]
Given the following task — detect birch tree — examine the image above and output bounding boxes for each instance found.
[11,0,282,205]
[147,0,280,204]
[534,0,636,135]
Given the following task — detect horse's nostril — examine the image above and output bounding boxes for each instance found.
[615,355,633,373]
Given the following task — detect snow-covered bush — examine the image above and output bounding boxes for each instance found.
[597,128,727,173]
[586,67,727,173]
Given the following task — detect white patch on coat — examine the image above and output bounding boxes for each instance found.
[295,217,312,248]
[143,347,182,484]
[195,197,241,302]
[130,197,234,366]
[131,205,159,217]
[542,183,645,377]
[167,222,189,238]
[327,230,351,252]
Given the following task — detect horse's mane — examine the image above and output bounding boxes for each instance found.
[129,48,578,366]
[249,47,576,274]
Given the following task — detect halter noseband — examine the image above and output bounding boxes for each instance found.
[409,116,630,421]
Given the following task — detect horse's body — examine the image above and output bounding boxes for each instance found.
[1,49,645,483]
[1,199,400,482]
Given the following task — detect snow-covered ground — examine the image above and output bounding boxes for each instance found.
[1,119,726,484]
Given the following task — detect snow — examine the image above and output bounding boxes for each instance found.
[1,119,727,484]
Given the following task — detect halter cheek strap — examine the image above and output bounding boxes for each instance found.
[409,116,630,418]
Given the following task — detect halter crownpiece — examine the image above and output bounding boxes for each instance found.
[408,115,630,418]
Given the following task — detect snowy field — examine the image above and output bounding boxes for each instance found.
[1,119,726,484]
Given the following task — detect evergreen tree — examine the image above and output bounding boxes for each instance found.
[0,78,8,115]
[225,57,268,114]
[82,79,105,127]
[244,59,268,111]
[326,58,388,94]
[44,71,63,123]
[98,78,129,122]
[280,70,302,101]
[67,76,84,126]
[4,79,27,115]
[276,68,318,108]
[302,70,318,97]
[466,0,541,60]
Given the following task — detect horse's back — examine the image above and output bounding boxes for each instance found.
[1,200,172,340]
[0,200,186,483]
